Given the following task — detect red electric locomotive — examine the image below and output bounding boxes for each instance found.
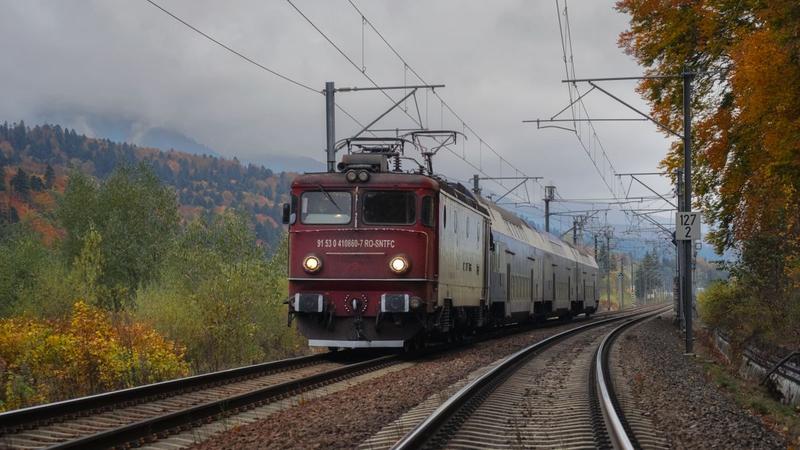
[283,135,598,349]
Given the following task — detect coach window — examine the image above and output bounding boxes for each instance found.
[362,191,416,224]
[301,191,352,224]
[421,196,434,227]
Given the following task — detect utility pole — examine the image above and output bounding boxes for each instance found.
[323,81,444,173]
[619,255,624,310]
[675,168,684,327]
[572,217,579,244]
[605,230,612,310]
[682,71,694,354]
[530,72,698,352]
[644,260,649,304]
[630,256,635,305]
[544,185,556,233]
[472,174,481,195]
[325,81,336,172]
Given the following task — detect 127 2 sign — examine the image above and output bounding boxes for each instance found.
[676,212,701,241]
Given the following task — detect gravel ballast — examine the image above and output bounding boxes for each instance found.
[190,317,610,450]
[617,314,787,449]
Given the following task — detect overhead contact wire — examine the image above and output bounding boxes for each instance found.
[345,0,541,203]
[142,0,370,131]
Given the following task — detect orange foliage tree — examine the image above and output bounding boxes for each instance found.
[616,1,800,293]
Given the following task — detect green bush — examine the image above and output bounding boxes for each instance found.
[136,214,304,373]
[0,225,58,317]
[698,280,781,348]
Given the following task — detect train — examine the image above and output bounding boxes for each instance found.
[282,136,599,349]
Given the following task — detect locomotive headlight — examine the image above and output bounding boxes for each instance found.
[345,170,358,182]
[357,170,370,182]
[389,255,410,274]
[303,255,322,273]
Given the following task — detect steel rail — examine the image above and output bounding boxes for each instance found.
[390,306,669,450]
[0,351,342,434]
[46,354,398,449]
[595,306,672,450]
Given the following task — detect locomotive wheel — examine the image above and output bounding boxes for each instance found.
[404,336,424,352]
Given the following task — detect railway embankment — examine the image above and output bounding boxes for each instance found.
[616,313,793,448]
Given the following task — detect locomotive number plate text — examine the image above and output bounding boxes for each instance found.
[316,239,396,249]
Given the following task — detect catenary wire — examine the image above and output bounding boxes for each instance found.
[344,0,542,204]
[285,0,422,129]
[142,0,372,133]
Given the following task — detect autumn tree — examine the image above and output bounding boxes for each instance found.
[617,0,800,343]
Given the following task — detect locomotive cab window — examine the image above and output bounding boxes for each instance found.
[362,191,416,224]
[300,191,352,224]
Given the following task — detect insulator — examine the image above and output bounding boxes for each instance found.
[394,154,402,172]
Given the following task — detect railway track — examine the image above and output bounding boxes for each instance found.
[0,350,398,449]
[0,305,662,450]
[388,305,671,450]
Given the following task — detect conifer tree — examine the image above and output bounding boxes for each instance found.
[44,164,55,189]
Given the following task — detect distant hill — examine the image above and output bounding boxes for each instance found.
[137,126,221,158]
[0,121,292,250]
[35,113,222,158]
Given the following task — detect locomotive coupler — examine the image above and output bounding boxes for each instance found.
[352,298,367,341]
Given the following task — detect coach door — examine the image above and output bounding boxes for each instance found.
[506,263,512,303]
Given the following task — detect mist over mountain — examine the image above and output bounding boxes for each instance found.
[242,154,325,173]
[35,112,221,157]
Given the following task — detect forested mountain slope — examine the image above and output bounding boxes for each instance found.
[0,121,293,249]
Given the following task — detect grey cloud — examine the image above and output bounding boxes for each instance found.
[1,0,673,217]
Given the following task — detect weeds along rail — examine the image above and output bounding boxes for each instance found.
[390,305,671,450]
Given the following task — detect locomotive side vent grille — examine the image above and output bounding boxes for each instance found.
[381,294,409,313]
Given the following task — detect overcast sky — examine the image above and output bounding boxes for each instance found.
[1,0,677,232]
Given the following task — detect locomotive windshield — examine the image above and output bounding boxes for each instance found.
[300,190,352,224]
[362,191,416,224]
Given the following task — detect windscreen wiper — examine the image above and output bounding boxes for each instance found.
[317,184,342,212]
